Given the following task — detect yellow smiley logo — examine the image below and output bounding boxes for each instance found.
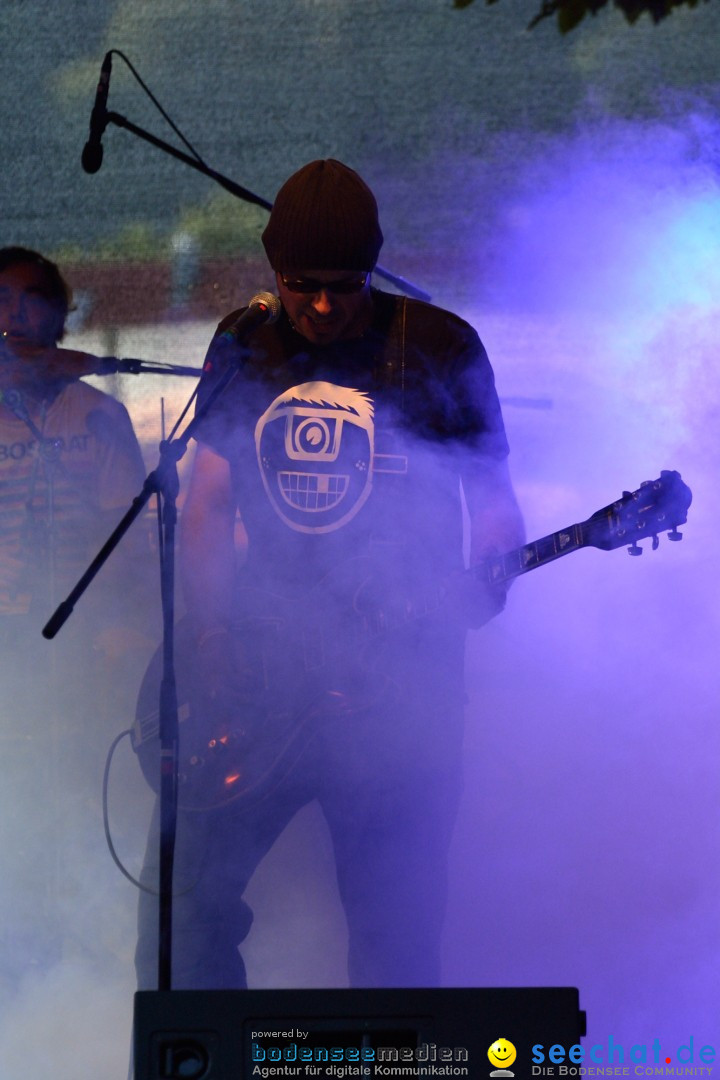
[488,1039,517,1069]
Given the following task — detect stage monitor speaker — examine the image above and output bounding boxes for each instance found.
[134,986,586,1080]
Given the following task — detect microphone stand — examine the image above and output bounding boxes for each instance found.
[94,108,432,303]
[93,358,202,377]
[42,338,247,991]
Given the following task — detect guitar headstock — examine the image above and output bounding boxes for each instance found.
[585,470,693,554]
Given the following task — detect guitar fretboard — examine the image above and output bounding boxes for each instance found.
[479,523,586,586]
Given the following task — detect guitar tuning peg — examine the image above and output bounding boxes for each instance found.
[668,527,683,541]
[627,542,643,556]
[652,535,659,551]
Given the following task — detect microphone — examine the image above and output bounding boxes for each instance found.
[1,342,202,378]
[81,355,145,376]
[0,343,146,379]
[217,292,282,344]
[81,52,112,174]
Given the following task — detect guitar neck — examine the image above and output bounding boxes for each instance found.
[477,520,589,587]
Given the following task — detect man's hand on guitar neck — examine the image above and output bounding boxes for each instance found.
[460,455,525,628]
[442,568,508,630]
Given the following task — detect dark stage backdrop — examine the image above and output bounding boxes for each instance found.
[0,2,718,1077]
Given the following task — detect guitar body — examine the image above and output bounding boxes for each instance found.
[132,560,397,811]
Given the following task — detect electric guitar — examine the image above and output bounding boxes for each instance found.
[132,470,692,811]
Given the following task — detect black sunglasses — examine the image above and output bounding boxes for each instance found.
[280,273,369,295]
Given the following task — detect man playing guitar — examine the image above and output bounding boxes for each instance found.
[135,160,525,990]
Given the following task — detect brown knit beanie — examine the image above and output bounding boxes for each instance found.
[262,159,383,271]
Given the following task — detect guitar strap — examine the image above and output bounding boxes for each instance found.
[376,294,407,411]
[367,295,409,558]
[372,294,409,461]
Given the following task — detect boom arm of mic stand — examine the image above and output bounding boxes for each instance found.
[41,471,164,641]
[103,110,431,302]
[97,357,202,377]
[105,111,271,209]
